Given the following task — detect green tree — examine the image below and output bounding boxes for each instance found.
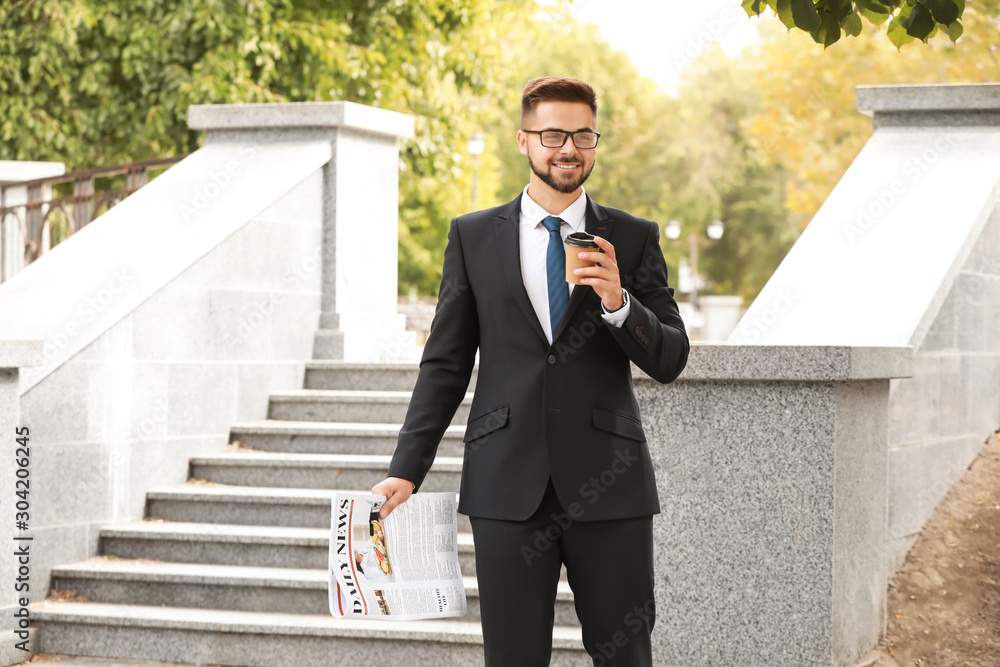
[742,0,967,49]
[487,8,794,304]
[0,0,535,295]
[744,5,1000,228]
[668,46,798,304]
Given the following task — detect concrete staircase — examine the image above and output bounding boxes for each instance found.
[29,362,589,666]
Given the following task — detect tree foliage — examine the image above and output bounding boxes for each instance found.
[10,0,988,304]
[487,8,795,303]
[742,0,967,49]
[669,46,797,303]
[0,0,533,295]
[744,4,1000,226]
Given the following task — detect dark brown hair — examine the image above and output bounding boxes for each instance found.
[521,76,598,124]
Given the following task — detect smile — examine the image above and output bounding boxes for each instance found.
[552,163,579,170]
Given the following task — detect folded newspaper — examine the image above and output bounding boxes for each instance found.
[329,491,467,621]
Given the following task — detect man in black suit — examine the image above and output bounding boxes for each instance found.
[373,76,688,666]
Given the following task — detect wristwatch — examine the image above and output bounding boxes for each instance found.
[606,288,628,313]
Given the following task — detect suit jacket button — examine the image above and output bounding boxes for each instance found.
[546,354,556,365]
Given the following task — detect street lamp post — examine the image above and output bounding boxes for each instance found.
[688,229,700,313]
[666,218,724,335]
[467,132,485,211]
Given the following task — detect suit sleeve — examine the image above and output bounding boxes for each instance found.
[387,218,479,491]
[607,221,690,384]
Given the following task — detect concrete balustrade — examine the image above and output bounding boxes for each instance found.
[0,340,42,665]
[729,83,1000,577]
[639,344,912,667]
[0,102,415,667]
[0,84,996,666]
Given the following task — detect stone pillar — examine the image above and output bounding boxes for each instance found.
[699,294,743,341]
[639,344,912,667]
[0,162,65,283]
[188,102,417,361]
[0,340,42,666]
[728,82,1000,576]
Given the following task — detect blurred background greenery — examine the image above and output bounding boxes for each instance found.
[1,0,997,302]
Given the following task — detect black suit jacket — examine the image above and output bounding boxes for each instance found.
[387,193,689,521]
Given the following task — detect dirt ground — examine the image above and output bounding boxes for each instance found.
[862,430,1000,667]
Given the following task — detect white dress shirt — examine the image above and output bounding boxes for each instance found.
[519,184,630,345]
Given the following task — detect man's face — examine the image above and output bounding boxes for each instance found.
[517,101,597,194]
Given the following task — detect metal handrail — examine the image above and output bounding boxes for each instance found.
[0,154,187,282]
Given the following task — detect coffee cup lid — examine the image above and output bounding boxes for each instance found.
[565,232,598,248]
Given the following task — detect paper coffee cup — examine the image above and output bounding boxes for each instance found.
[565,232,599,285]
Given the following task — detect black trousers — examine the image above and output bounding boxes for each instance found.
[469,477,655,666]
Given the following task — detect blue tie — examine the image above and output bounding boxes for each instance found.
[542,215,569,336]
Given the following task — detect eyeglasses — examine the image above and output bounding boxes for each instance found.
[522,129,601,149]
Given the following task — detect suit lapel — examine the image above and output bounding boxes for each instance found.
[494,195,549,346]
[494,193,614,347]
[553,195,612,343]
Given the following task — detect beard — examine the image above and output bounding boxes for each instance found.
[528,154,595,194]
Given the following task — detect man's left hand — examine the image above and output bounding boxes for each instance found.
[574,235,623,310]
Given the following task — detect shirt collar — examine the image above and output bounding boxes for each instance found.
[520,184,587,233]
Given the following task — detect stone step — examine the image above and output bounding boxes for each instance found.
[145,483,473,533]
[303,360,479,393]
[228,420,466,457]
[28,601,589,666]
[48,559,579,627]
[97,521,474,573]
[266,389,473,425]
[187,452,462,492]
[7,654,187,666]
[100,519,566,584]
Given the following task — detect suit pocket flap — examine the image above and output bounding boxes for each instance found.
[592,407,645,441]
[463,405,510,443]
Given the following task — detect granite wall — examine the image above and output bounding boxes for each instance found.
[0,102,415,658]
[14,171,325,625]
[728,83,1000,581]
[637,345,912,667]
[887,205,1000,570]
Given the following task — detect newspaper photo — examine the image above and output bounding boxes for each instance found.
[329,491,467,621]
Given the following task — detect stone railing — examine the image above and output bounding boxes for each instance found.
[0,156,184,281]
[729,82,1000,577]
[0,101,416,650]
[0,340,42,664]
[641,343,912,667]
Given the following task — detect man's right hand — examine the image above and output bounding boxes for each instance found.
[371,477,414,519]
